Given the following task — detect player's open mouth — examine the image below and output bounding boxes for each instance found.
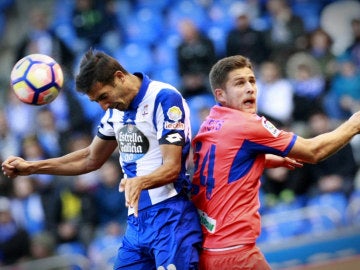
[244,98,255,105]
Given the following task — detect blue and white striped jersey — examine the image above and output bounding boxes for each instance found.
[97,73,192,215]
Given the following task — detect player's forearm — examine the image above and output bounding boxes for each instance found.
[302,120,359,163]
[27,148,98,176]
[138,163,181,190]
[135,144,183,190]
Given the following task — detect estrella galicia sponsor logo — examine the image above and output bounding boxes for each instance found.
[118,124,149,162]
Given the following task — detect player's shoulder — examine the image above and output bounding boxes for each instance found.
[213,106,260,123]
[148,81,184,106]
[149,79,178,93]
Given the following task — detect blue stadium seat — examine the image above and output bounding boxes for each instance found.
[306,192,348,233]
[207,0,234,31]
[206,25,227,57]
[51,0,78,51]
[114,43,153,75]
[151,42,181,88]
[291,0,323,31]
[166,0,209,34]
[257,227,268,244]
[135,0,173,10]
[152,43,178,70]
[346,189,360,226]
[263,198,310,240]
[186,94,216,137]
[123,7,164,45]
[151,67,181,90]
[114,0,133,26]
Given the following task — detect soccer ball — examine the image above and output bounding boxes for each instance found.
[10,54,64,105]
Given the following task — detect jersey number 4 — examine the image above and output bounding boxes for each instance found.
[193,143,216,200]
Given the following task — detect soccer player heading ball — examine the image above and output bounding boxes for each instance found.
[3,49,202,270]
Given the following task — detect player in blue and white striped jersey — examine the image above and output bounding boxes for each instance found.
[97,73,192,216]
[2,49,202,269]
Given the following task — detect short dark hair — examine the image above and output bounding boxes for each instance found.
[75,49,129,94]
[209,55,253,93]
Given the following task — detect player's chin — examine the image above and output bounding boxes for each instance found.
[241,102,256,113]
[243,106,257,114]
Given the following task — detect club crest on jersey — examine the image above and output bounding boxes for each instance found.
[262,118,280,137]
[167,106,182,121]
[141,104,149,117]
[126,123,135,132]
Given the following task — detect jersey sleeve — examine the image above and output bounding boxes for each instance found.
[243,115,297,156]
[96,109,117,140]
[154,88,189,146]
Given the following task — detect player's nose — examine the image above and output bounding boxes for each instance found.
[99,100,111,111]
[245,81,255,93]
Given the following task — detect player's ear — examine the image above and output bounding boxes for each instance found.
[114,70,125,83]
[214,88,226,104]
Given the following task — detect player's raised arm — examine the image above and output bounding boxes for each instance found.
[2,136,118,178]
[288,111,360,163]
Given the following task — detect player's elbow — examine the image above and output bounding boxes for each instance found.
[83,158,105,173]
[166,163,182,182]
[171,167,182,181]
[291,138,328,164]
[84,163,101,173]
[302,148,329,164]
[306,155,321,164]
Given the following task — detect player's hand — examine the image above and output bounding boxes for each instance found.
[282,157,303,170]
[348,111,360,133]
[119,176,142,217]
[1,156,30,178]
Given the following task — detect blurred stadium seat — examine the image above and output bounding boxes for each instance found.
[114,42,153,75]
[306,192,348,233]
[262,198,311,242]
[186,93,216,137]
[346,189,360,226]
[166,0,209,34]
[123,7,164,45]
[0,254,91,270]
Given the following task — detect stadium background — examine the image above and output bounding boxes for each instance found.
[0,0,360,269]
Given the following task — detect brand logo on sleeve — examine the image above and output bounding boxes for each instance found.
[165,133,183,143]
[164,121,185,130]
[262,118,280,137]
